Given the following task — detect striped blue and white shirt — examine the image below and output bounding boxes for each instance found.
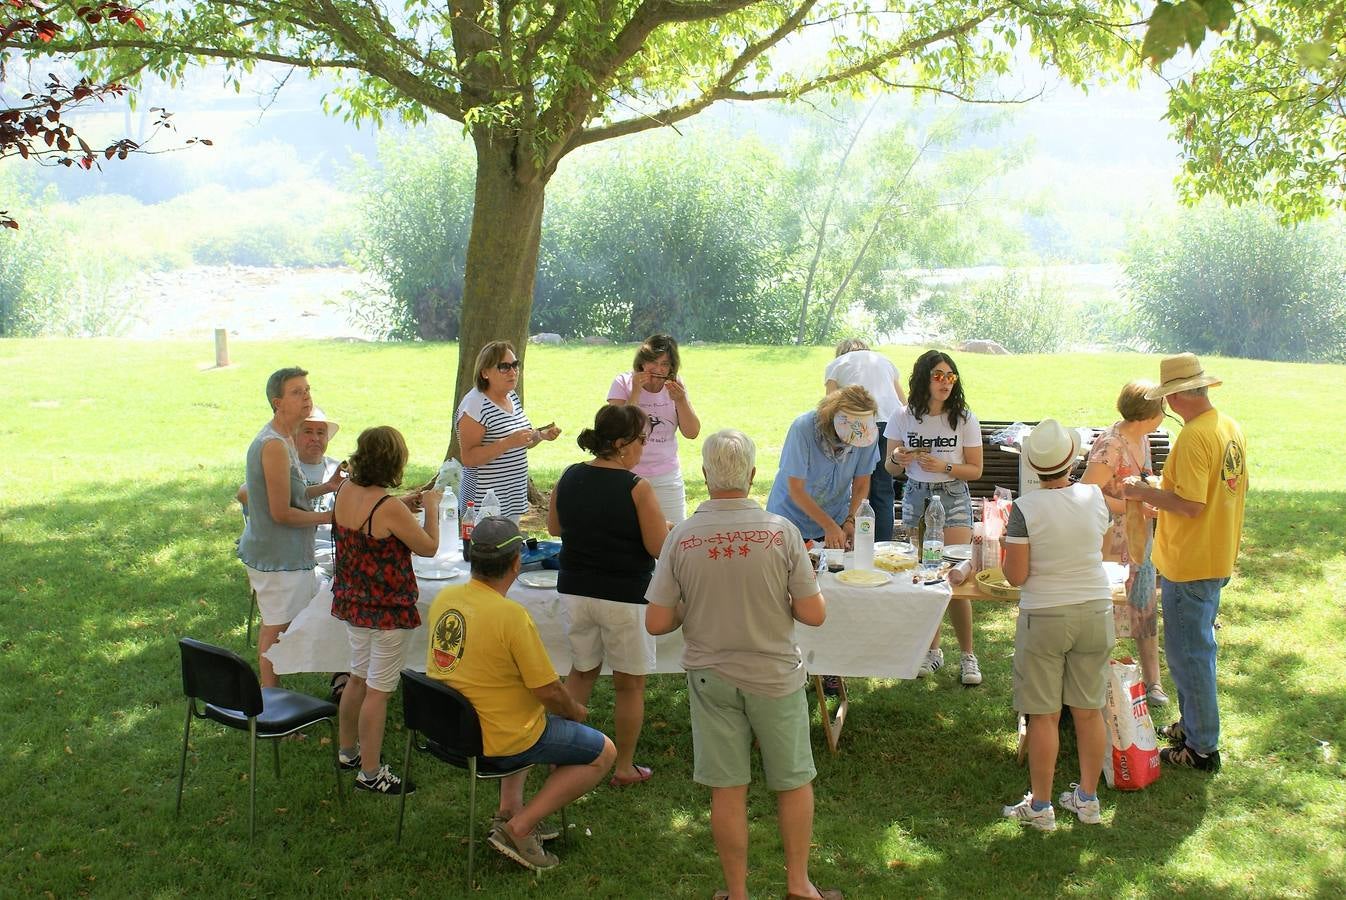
[455,387,532,521]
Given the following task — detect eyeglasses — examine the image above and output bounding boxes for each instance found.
[930,370,958,384]
[494,360,522,372]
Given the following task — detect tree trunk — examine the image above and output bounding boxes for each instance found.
[442,130,549,462]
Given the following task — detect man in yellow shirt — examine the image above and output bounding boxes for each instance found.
[1126,354,1247,773]
[426,517,615,871]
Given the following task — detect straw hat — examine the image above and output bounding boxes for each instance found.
[1145,353,1222,400]
[304,406,340,439]
[1022,419,1081,476]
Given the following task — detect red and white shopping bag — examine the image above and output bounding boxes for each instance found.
[1102,659,1161,790]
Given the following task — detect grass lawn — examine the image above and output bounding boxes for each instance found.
[2,338,1343,898]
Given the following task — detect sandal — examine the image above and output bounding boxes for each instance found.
[329,672,350,703]
[609,765,653,787]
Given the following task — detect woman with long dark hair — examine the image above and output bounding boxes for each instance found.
[884,350,985,685]
[548,405,669,786]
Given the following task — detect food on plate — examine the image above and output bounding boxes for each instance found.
[874,551,918,573]
[837,569,890,587]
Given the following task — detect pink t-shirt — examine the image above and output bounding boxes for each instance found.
[608,372,682,477]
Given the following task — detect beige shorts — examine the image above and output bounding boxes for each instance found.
[1012,598,1115,714]
[244,566,316,627]
[560,594,657,675]
[687,670,815,792]
[347,626,411,693]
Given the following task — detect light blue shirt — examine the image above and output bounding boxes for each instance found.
[765,411,879,540]
[237,422,316,572]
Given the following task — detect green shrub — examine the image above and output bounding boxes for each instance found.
[1124,202,1346,362]
[921,271,1078,353]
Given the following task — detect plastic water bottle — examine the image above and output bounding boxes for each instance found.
[922,495,946,568]
[439,485,460,561]
[479,488,502,520]
[853,499,876,571]
[461,500,476,543]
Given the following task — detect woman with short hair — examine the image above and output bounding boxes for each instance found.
[331,425,440,795]
[547,405,668,786]
[455,341,562,522]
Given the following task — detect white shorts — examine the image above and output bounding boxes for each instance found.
[643,470,687,524]
[245,566,316,627]
[561,594,657,676]
[347,626,412,693]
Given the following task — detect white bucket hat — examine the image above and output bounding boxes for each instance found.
[1022,418,1081,476]
[304,406,339,439]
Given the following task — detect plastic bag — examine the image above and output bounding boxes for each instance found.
[1102,659,1161,790]
[988,422,1031,448]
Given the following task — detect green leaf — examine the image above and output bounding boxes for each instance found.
[1296,40,1333,70]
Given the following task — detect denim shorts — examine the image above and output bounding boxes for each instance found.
[901,479,973,530]
[485,714,607,769]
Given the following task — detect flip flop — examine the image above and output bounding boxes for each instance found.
[609,765,653,787]
[713,891,730,900]
[329,672,350,703]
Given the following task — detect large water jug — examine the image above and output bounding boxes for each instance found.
[853,499,876,571]
[439,485,460,561]
[479,488,502,520]
[922,495,946,568]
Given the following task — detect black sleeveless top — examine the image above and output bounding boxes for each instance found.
[555,463,655,604]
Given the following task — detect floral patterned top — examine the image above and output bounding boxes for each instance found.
[331,493,420,630]
[1088,422,1153,567]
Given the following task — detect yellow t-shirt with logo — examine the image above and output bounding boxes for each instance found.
[1152,408,1248,582]
[425,579,558,757]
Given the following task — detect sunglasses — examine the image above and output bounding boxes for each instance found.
[930,370,958,384]
[494,360,522,372]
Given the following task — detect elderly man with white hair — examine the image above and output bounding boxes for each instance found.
[646,429,841,900]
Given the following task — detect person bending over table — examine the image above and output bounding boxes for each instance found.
[647,429,840,900]
[331,426,440,796]
[455,340,562,522]
[1079,379,1169,706]
[765,385,880,551]
[1000,420,1113,832]
[824,339,906,542]
[426,517,616,873]
[548,405,668,788]
[607,333,701,524]
[238,367,345,688]
[883,349,984,686]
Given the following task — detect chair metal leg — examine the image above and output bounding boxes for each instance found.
[396,732,414,842]
[247,588,257,646]
[176,701,193,815]
[466,757,478,891]
[248,718,258,843]
[272,738,281,779]
[330,719,344,807]
[560,805,568,846]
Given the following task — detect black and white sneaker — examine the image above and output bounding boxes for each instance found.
[1160,745,1221,773]
[1157,721,1188,746]
[338,748,361,771]
[355,763,416,794]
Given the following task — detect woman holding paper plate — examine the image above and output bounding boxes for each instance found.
[884,349,984,686]
[548,405,668,787]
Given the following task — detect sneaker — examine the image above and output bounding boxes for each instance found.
[1001,794,1056,832]
[916,648,944,678]
[1146,684,1170,706]
[491,812,560,842]
[1157,721,1188,746]
[1057,784,1102,824]
[354,764,416,795]
[488,821,560,871]
[338,748,361,771]
[960,652,983,686]
[1160,744,1221,773]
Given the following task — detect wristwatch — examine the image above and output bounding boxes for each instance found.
[944,463,953,475]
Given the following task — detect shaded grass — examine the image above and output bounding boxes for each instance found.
[1,339,1344,897]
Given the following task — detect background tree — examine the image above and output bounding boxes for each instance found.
[26,0,1148,453]
[1124,201,1346,362]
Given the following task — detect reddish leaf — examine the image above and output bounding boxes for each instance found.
[77,156,93,170]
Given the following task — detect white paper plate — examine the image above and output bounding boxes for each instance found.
[874,541,916,556]
[413,561,465,581]
[835,568,892,588]
[517,570,559,589]
[942,544,974,561]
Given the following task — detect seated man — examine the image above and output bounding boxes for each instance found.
[426,517,615,872]
[646,430,841,900]
[237,406,343,512]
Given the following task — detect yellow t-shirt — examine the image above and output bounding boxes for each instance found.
[425,579,558,757]
[1152,409,1248,582]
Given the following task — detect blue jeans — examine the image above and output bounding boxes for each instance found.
[486,714,607,768]
[870,425,895,542]
[1160,576,1228,754]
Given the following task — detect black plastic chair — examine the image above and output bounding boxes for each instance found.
[397,669,560,888]
[176,637,343,840]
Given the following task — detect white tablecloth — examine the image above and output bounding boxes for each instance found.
[267,569,951,680]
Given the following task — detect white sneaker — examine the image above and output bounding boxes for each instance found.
[1002,794,1056,831]
[960,652,983,686]
[916,648,944,678]
[1057,784,1102,824]
[1146,683,1170,706]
